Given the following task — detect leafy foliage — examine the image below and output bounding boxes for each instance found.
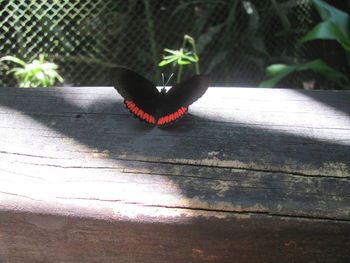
[0,54,63,88]
[165,0,316,86]
[158,35,200,83]
[260,59,347,88]
[260,0,350,89]
[1,0,347,87]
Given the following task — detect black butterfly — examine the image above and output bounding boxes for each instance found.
[111,67,210,126]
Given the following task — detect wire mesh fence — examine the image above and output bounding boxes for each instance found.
[0,0,347,88]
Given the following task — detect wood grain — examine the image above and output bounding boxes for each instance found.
[0,86,349,262]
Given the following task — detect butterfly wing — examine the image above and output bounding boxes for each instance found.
[157,75,210,126]
[111,67,160,124]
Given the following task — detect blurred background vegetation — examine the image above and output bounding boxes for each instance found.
[0,0,349,89]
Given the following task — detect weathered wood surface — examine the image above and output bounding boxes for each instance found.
[0,86,350,262]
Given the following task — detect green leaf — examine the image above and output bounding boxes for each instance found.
[158,61,169,67]
[0,56,27,67]
[7,67,24,75]
[181,54,196,61]
[265,64,295,77]
[163,48,179,55]
[312,0,349,38]
[32,59,40,65]
[56,71,64,82]
[177,60,191,65]
[259,64,296,88]
[35,70,45,80]
[299,21,350,51]
[163,55,177,60]
[158,56,178,66]
[23,73,32,88]
[259,59,347,88]
[298,59,347,81]
[41,62,58,71]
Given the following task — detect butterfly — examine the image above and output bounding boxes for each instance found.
[111,67,210,126]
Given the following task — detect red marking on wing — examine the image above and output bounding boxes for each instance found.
[124,100,156,124]
[157,106,188,125]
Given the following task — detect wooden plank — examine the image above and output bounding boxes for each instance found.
[0,210,349,263]
[0,86,350,262]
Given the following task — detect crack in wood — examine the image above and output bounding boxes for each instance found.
[1,150,349,180]
[118,157,350,180]
[54,196,350,223]
[0,150,73,160]
[0,167,47,180]
[0,191,40,201]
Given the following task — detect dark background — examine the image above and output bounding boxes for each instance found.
[0,0,349,88]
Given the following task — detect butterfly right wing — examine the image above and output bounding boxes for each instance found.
[157,75,210,126]
[111,67,160,124]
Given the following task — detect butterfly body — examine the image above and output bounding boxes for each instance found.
[111,67,209,126]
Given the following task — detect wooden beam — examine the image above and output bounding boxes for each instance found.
[0,87,349,262]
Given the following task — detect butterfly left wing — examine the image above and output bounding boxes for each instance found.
[111,67,160,124]
[157,75,210,126]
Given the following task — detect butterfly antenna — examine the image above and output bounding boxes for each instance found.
[165,73,174,87]
[161,73,165,88]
